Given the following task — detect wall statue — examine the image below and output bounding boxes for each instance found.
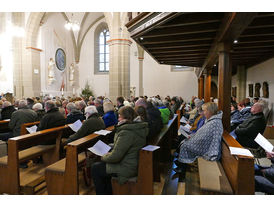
[69,63,75,86]
[263,81,269,98]
[248,84,253,97]
[254,83,261,98]
[48,58,56,85]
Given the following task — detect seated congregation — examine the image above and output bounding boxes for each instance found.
[0,93,273,195]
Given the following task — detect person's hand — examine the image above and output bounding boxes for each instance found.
[266,151,274,159]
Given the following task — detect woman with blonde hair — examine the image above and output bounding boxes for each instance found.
[174,102,223,176]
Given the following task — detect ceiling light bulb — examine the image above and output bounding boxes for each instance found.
[233,40,238,44]
[140,37,143,40]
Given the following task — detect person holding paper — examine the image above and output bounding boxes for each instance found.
[64,106,105,144]
[235,102,266,149]
[174,102,223,175]
[255,151,274,194]
[91,106,148,195]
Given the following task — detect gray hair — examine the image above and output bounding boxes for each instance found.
[32,103,43,111]
[202,102,218,115]
[2,101,11,108]
[254,102,264,113]
[85,105,98,117]
[18,100,27,109]
[66,102,76,112]
[75,100,86,110]
[103,102,114,113]
[45,100,56,111]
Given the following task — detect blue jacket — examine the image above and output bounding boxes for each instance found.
[239,107,251,123]
[103,111,118,127]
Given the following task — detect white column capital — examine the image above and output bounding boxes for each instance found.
[107,38,132,46]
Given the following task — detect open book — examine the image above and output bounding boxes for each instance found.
[88,140,111,156]
[180,116,188,124]
[180,124,192,133]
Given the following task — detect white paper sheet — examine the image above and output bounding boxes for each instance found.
[254,133,274,153]
[142,145,160,151]
[229,147,254,157]
[26,125,37,134]
[3,119,10,121]
[88,140,111,156]
[180,116,188,124]
[94,130,112,136]
[68,120,82,132]
[180,124,191,133]
[179,125,190,137]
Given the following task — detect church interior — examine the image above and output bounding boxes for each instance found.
[0,6,274,198]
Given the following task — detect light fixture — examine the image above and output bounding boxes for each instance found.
[140,37,144,40]
[65,13,80,31]
[233,40,238,44]
[214,64,216,67]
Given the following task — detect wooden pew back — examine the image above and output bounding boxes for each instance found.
[46,126,114,195]
[0,125,69,194]
[221,131,255,195]
[20,121,40,135]
[0,120,10,133]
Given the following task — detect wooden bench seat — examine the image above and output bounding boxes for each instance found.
[45,126,115,195]
[195,131,254,195]
[0,125,71,194]
[0,120,10,133]
[198,158,233,194]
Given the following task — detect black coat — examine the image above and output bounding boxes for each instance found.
[35,109,46,121]
[66,109,85,124]
[147,106,163,140]
[1,105,16,120]
[37,107,66,145]
[96,105,104,117]
[235,112,266,149]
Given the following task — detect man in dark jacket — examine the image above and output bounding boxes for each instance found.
[66,102,85,124]
[0,100,37,141]
[64,105,105,144]
[146,101,163,140]
[37,100,66,144]
[1,101,16,120]
[94,99,104,117]
[235,103,266,149]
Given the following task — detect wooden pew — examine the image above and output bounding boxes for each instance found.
[111,114,179,195]
[176,103,185,129]
[45,126,115,195]
[0,120,10,133]
[0,125,70,194]
[263,125,274,139]
[197,131,255,195]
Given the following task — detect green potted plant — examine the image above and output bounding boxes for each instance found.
[80,81,93,101]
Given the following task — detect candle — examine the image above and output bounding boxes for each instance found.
[61,88,64,95]
[73,88,75,95]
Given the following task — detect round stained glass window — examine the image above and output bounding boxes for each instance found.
[55,48,66,71]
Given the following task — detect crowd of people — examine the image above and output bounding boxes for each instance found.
[0,93,273,194]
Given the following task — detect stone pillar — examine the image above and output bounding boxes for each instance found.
[198,75,204,100]
[105,12,132,102]
[204,72,211,102]
[236,65,246,102]
[137,44,144,96]
[218,43,232,132]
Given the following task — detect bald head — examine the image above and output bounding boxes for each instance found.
[251,103,264,114]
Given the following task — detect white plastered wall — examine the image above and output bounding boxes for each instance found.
[39,13,75,97]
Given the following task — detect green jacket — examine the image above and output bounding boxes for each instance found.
[158,106,171,124]
[66,113,105,143]
[102,121,148,184]
[9,107,38,137]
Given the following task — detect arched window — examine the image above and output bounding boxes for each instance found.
[94,23,109,74]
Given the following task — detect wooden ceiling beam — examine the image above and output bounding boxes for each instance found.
[153,53,208,57]
[149,48,210,53]
[148,44,211,50]
[141,22,220,38]
[199,12,257,78]
[157,12,223,28]
[158,57,206,61]
[145,40,212,49]
[142,36,214,45]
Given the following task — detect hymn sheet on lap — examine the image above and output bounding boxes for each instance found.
[180,124,191,133]
[68,120,82,132]
[254,133,274,153]
[26,125,37,134]
[180,116,188,124]
[142,145,160,151]
[88,140,111,156]
[229,147,254,157]
[94,130,112,136]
